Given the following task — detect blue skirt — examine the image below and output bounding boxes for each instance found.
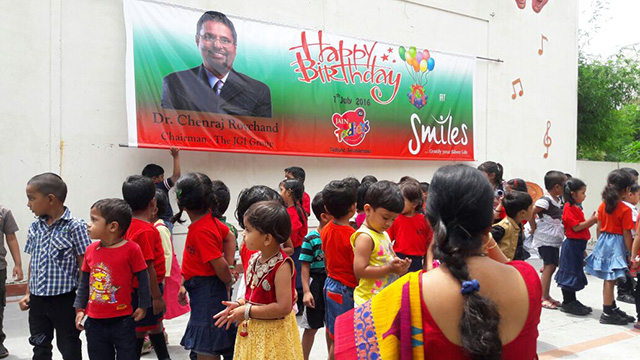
[584,232,628,281]
[555,238,588,291]
[181,276,236,356]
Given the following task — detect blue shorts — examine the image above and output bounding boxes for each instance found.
[323,277,354,337]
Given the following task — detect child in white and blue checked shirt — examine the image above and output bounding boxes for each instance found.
[18,173,91,360]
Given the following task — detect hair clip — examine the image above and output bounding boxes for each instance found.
[461,279,480,295]
[176,189,183,198]
[455,224,472,238]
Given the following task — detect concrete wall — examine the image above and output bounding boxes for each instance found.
[0,0,578,270]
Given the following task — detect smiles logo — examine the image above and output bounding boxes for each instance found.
[332,108,370,147]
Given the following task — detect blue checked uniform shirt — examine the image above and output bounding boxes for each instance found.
[24,208,91,296]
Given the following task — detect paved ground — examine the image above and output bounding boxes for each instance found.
[3,258,639,359]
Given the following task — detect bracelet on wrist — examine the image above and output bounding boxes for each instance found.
[244,303,252,320]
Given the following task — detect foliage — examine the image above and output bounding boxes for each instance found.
[577,0,640,161]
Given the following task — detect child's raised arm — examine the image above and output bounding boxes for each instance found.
[169,147,181,183]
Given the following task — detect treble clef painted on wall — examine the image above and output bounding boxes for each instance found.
[543,120,552,158]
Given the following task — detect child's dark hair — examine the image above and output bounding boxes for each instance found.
[171,173,217,224]
[506,178,528,192]
[122,175,156,212]
[399,175,419,184]
[154,189,169,218]
[284,166,306,183]
[602,170,635,213]
[342,177,361,196]
[361,175,378,184]
[365,181,404,213]
[631,184,640,194]
[502,191,533,218]
[356,182,373,212]
[211,180,231,218]
[28,173,68,203]
[311,193,325,222]
[563,178,587,206]
[244,201,291,244]
[419,182,430,193]
[621,167,639,179]
[322,180,357,218]
[142,164,164,179]
[399,180,423,211]
[280,179,306,225]
[91,198,132,236]
[235,185,284,229]
[543,170,566,190]
[477,161,504,186]
[426,164,501,359]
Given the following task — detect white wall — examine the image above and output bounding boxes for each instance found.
[0,0,578,269]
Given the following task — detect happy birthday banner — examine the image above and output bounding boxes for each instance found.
[124,0,475,160]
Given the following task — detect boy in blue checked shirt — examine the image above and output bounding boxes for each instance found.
[18,173,91,360]
[300,193,330,360]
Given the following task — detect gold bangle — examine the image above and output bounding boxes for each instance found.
[485,241,498,250]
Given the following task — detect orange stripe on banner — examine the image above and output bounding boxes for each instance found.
[538,329,640,359]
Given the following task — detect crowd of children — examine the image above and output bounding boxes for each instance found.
[2,151,640,360]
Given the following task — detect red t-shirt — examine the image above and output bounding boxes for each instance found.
[387,213,433,256]
[181,215,229,281]
[598,202,634,235]
[287,206,307,248]
[321,221,357,288]
[563,204,590,240]
[82,241,148,319]
[124,219,166,286]
[302,192,311,216]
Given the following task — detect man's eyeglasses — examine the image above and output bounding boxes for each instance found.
[199,34,234,46]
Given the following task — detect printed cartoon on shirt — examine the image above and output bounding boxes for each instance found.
[89,262,119,304]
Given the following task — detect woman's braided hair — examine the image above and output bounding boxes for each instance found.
[426,165,502,359]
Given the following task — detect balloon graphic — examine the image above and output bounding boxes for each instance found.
[405,53,413,66]
[409,46,417,58]
[427,57,435,71]
[420,59,428,72]
[416,51,423,64]
[423,49,430,61]
[413,61,420,72]
[399,46,406,61]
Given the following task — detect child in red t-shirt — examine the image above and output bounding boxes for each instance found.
[74,199,150,360]
[388,180,433,272]
[319,180,357,359]
[173,173,236,357]
[280,178,308,310]
[122,175,169,359]
[554,178,597,316]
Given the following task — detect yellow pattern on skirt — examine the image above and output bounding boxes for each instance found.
[234,311,303,360]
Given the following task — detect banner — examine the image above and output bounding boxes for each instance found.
[124,0,475,160]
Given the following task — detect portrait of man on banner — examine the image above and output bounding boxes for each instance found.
[161,11,273,118]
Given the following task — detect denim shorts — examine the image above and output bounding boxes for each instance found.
[323,277,354,337]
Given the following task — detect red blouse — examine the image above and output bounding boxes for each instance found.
[420,261,541,359]
[243,249,296,306]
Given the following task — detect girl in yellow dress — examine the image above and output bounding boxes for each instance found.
[215,200,303,360]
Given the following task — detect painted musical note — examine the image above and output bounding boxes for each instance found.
[511,79,524,100]
[543,120,552,158]
[538,34,548,55]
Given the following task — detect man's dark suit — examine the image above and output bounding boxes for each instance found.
[161,64,272,118]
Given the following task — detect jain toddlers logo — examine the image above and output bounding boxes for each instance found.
[332,108,370,147]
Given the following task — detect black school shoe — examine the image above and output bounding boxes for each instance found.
[616,293,636,304]
[600,311,629,325]
[560,301,590,316]
[613,307,635,322]
[574,300,592,313]
[0,344,8,358]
